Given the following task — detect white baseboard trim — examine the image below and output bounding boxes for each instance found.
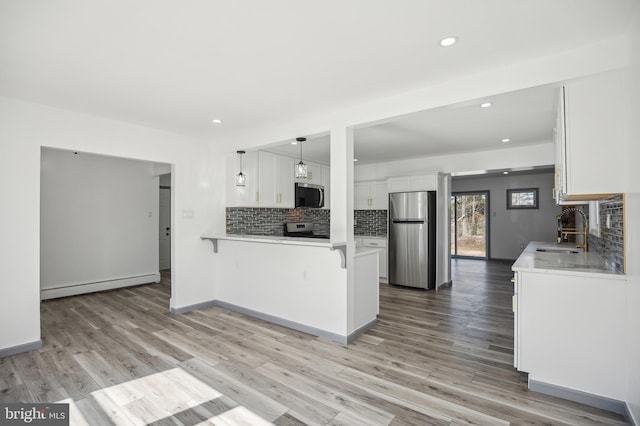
[529,379,628,417]
[41,273,161,300]
[170,298,375,345]
[0,340,42,358]
[437,280,453,290]
[170,299,217,315]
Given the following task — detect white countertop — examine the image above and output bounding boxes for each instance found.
[201,233,345,248]
[512,241,625,278]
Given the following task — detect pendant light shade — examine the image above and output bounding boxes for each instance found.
[295,137,308,179]
[235,150,246,186]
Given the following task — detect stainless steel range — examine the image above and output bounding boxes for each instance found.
[283,222,329,239]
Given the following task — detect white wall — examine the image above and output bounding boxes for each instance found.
[624,7,640,423]
[354,143,554,181]
[40,148,161,293]
[452,172,561,260]
[212,240,348,336]
[0,97,225,353]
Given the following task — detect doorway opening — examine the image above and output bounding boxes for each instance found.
[159,173,171,272]
[451,191,489,259]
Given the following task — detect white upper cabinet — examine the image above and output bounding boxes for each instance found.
[355,181,388,210]
[294,161,323,185]
[258,151,294,208]
[556,70,626,202]
[226,150,259,207]
[387,173,437,193]
[321,164,330,209]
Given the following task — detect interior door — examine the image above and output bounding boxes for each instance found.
[159,186,171,270]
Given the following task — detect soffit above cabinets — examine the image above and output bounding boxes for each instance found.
[265,84,558,165]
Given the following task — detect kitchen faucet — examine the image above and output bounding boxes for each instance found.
[556,207,588,251]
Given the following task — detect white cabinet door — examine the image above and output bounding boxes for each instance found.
[321,164,330,209]
[361,237,387,279]
[387,176,411,193]
[370,181,389,209]
[277,155,294,207]
[560,70,625,200]
[512,271,520,369]
[258,151,294,207]
[388,174,437,193]
[294,161,322,185]
[355,181,388,210]
[410,174,437,191]
[354,182,373,210]
[226,151,259,207]
[258,151,278,206]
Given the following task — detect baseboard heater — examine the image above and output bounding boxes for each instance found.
[40,273,161,300]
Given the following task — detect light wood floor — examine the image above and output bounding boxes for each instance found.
[0,260,628,425]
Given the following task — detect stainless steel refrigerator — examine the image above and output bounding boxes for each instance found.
[388,191,436,289]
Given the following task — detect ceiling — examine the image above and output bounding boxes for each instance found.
[1,1,637,164]
[265,83,558,165]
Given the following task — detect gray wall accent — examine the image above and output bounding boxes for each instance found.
[453,172,561,260]
[0,340,42,358]
[354,210,388,237]
[589,194,625,273]
[529,379,629,417]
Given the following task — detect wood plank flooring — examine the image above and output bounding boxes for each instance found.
[0,260,629,425]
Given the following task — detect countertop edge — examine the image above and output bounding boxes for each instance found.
[512,241,625,278]
[201,234,346,249]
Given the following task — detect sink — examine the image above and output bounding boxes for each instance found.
[536,248,581,254]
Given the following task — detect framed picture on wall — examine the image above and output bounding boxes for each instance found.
[507,188,539,209]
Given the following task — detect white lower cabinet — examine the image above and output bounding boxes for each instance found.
[356,237,387,279]
[512,269,626,399]
[512,271,520,369]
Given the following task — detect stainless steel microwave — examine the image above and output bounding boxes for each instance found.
[295,183,324,208]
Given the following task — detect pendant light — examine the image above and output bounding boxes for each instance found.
[295,137,308,179]
[235,150,246,186]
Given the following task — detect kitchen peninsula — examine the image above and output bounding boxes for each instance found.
[512,241,627,412]
[200,234,379,344]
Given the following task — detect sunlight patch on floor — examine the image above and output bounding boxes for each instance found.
[58,367,271,425]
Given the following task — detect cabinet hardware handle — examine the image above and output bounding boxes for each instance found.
[511,278,516,283]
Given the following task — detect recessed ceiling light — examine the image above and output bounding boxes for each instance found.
[503,171,509,175]
[439,36,458,47]
[353,158,359,162]
[501,138,510,143]
[480,102,492,108]
[291,141,298,145]
[212,119,222,124]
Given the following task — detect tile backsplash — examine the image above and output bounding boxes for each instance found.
[589,194,624,273]
[355,209,388,237]
[226,207,388,237]
[226,207,330,236]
